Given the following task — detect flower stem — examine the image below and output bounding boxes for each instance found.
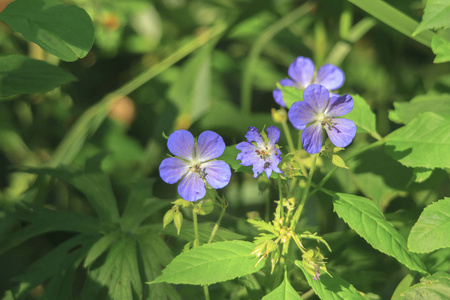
[203,285,210,300]
[278,177,284,220]
[281,119,295,152]
[193,209,200,248]
[208,196,227,244]
[290,154,318,230]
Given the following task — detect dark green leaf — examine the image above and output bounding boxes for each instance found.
[408,198,450,253]
[385,112,450,169]
[151,241,265,285]
[333,193,427,273]
[84,231,121,268]
[0,0,94,61]
[0,55,76,97]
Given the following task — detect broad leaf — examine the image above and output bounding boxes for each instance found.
[151,240,265,285]
[0,0,94,61]
[333,193,427,273]
[297,263,365,300]
[262,276,302,300]
[385,112,450,169]
[346,94,380,139]
[0,55,76,97]
[220,145,253,174]
[413,0,450,35]
[389,94,450,124]
[432,35,450,63]
[408,198,450,253]
[393,272,450,300]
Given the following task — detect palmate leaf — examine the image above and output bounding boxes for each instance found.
[408,198,450,253]
[413,0,450,35]
[333,193,427,274]
[262,275,302,300]
[0,0,94,61]
[151,241,264,285]
[393,272,450,300]
[0,55,76,97]
[296,263,365,300]
[385,112,450,169]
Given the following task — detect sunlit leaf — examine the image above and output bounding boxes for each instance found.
[151,241,264,285]
[389,94,450,124]
[432,35,450,63]
[280,86,303,109]
[346,94,380,139]
[413,0,450,35]
[333,193,427,273]
[262,275,302,300]
[0,55,76,97]
[0,0,94,61]
[297,263,365,299]
[393,272,450,300]
[385,112,450,169]
[408,198,450,253]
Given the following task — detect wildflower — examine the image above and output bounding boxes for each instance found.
[159,130,231,202]
[288,84,356,154]
[236,126,283,179]
[273,56,345,107]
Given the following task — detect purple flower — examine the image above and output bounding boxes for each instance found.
[288,84,356,154]
[159,130,231,202]
[236,126,283,179]
[273,56,345,107]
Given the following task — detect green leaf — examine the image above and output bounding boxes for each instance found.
[432,35,450,63]
[82,236,142,300]
[393,272,450,300]
[296,263,365,300]
[84,231,121,268]
[18,157,120,223]
[0,55,76,97]
[347,0,434,48]
[333,193,427,273]
[0,0,94,61]
[10,234,97,299]
[408,198,450,253]
[151,241,265,285]
[120,179,168,231]
[0,203,101,255]
[220,145,253,174]
[413,0,450,35]
[262,275,302,300]
[385,112,450,169]
[389,94,450,124]
[412,168,434,183]
[279,86,303,109]
[346,94,380,139]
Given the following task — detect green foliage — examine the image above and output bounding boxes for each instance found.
[389,94,450,124]
[262,275,302,300]
[432,35,450,63]
[414,0,450,35]
[393,272,450,300]
[0,55,76,97]
[0,0,94,61]
[345,94,380,139]
[151,241,265,285]
[408,198,450,253]
[385,112,450,169]
[296,263,365,300]
[280,86,304,109]
[333,193,427,274]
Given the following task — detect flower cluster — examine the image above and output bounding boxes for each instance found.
[273,56,345,107]
[159,130,231,202]
[236,126,283,179]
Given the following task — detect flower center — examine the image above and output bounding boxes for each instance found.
[191,163,207,178]
[255,146,270,160]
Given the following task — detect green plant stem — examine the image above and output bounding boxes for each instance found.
[203,285,210,300]
[207,198,227,244]
[49,21,228,166]
[278,177,283,220]
[281,119,295,152]
[310,139,385,197]
[241,2,315,113]
[193,209,200,247]
[290,154,318,230]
